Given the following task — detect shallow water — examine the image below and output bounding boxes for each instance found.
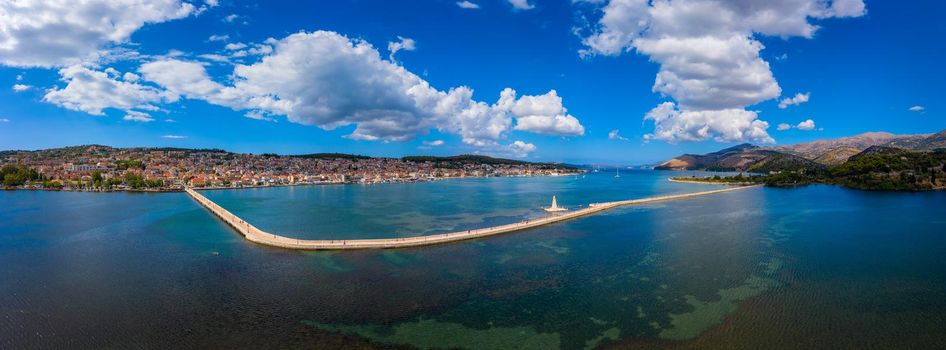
[2,171,945,349]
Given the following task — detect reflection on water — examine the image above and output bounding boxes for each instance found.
[2,173,946,349]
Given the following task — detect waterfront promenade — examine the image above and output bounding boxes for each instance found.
[185,185,760,250]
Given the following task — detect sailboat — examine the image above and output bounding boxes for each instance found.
[614,167,621,178]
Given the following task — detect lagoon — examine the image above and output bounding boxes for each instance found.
[2,171,946,349]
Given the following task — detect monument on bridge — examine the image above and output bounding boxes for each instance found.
[543,196,568,213]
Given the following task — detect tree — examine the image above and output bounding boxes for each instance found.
[125,172,146,189]
[92,170,103,188]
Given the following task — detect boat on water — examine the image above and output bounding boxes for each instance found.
[614,167,621,178]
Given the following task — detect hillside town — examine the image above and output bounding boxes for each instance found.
[0,145,580,191]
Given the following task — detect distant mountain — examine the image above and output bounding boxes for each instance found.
[655,143,777,170]
[771,131,928,162]
[898,130,946,151]
[656,129,946,173]
[812,147,863,166]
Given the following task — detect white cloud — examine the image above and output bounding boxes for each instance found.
[44,65,177,116]
[0,118,9,122]
[643,102,773,144]
[244,110,276,122]
[123,72,140,82]
[223,14,239,23]
[387,36,416,61]
[579,0,865,143]
[795,119,815,130]
[12,84,31,92]
[477,140,538,158]
[123,110,155,122]
[778,92,810,109]
[161,135,186,139]
[506,140,537,157]
[507,0,535,10]
[205,0,220,7]
[15,74,22,81]
[510,90,585,136]
[224,42,248,51]
[909,105,925,112]
[208,34,230,42]
[423,140,445,146]
[457,1,480,9]
[608,129,628,141]
[0,0,195,68]
[777,119,817,131]
[198,54,230,63]
[140,31,585,147]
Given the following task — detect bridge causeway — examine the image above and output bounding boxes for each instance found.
[185,185,760,250]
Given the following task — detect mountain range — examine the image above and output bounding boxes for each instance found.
[656,130,946,171]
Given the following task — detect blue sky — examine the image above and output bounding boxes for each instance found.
[0,0,943,164]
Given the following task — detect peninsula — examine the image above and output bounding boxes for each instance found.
[658,130,946,191]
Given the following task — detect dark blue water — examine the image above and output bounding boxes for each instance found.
[2,172,945,349]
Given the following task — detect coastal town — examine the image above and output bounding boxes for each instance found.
[0,145,580,191]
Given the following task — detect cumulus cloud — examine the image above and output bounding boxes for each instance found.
[457,1,480,9]
[776,119,817,131]
[0,0,195,68]
[909,105,925,112]
[387,36,416,61]
[224,42,248,51]
[510,90,585,136]
[507,0,535,10]
[424,140,445,146]
[579,0,865,143]
[44,65,177,117]
[140,30,585,147]
[477,140,538,158]
[795,119,815,130]
[778,92,810,109]
[608,129,628,141]
[506,140,537,157]
[123,72,140,82]
[12,84,31,92]
[223,14,239,23]
[643,102,773,143]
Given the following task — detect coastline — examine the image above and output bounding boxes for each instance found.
[0,171,585,193]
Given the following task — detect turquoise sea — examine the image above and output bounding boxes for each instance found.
[2,170,946,349]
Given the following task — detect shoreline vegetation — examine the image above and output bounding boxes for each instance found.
[657,130,946,191]
[668,148,946,192]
